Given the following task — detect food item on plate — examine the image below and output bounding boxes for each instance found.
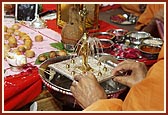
[20,34,31,41]
[12,23,20,30]
[17,45,26,52]
[14,30,21,36]
[4,44,10,51]
[24,39,32,50]
[7,27,14,34]
[38,54,48,62]
[110,14,127,23]
[6,52,27,67]
[4,33,11,40]
[111,44,141,59]
[19,32,27,38]
[49,51,57,58]
[57,50,67,56]
[8,36,17,43]
[35,35,43,42]
[25,50,35,58]
[8,36,17,48]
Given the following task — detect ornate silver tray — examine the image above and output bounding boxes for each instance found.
[38,55,127,110]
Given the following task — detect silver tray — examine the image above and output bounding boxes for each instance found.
[39,55,127,109]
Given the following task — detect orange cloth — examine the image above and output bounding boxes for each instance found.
[84,45,164,111]
[121,4,164,30]
[121,4,142,16]
[135,4,164,30]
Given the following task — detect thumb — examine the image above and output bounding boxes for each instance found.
[113,76,133,88]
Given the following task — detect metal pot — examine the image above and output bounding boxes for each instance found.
[39,56,127,110]
[90,32,115,40]
[96,38,114,53]
[126,31,151,45]
[107,29,128,43]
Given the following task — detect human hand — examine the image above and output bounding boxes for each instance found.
[112,60,147,88]
[70,72,107,109]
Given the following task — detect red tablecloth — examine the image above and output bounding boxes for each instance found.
[4,65,42,111]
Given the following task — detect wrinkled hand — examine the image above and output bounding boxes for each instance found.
[112,60,147,88]
[70,72,107,109]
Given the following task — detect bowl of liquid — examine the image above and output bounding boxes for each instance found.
[139,44,161,60]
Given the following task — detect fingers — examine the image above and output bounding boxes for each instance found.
[74,74,82,82]
[85,71,97,81]
[113,76,133,87]
[111,60,138,76]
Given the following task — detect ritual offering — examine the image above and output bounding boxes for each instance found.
[35,35,43,42]
[139,44,161,60]
[39,33,127,110]
[6,52,27,71]
[25,50,35,58]
[38,6,127,110]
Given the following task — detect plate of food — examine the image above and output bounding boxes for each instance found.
[110,13,137,25]
[35,50,67,65]
[110,44,142,60]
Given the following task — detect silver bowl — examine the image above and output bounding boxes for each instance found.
[90,32,115,40]
[139,44,161,60]
[107,29,128,43]
[126,31,151,45]
[96,38,114,53]
[39,56,127,110]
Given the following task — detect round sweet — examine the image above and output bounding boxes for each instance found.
[14,30,21,36]
[21,35,31,41]
[57,50,67,56]
[17,45,26,52]
[19,32,27,37]
[25,50,35,58]
[35,35,43,42]
[4,33,11,40]
[4,44,10,51]
[8,36,17,48]
[24,39,32,50]
[7,28,14,34]
[8,36,17,43]
[38,54,48,62]
[12,23,20,30]
[49,51,57,58]
[8,42,17,48]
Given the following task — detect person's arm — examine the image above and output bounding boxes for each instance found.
[84,98,123,111]
[70,72,107,109]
